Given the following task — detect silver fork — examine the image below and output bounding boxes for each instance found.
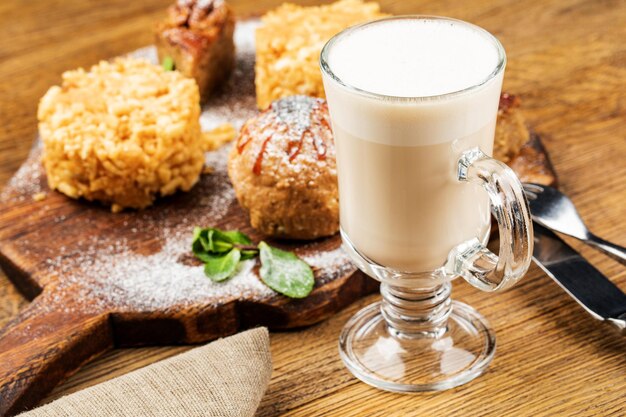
[523,183,626,265]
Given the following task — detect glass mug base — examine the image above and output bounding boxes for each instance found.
[339,231,496,392]
[339,300,496,393]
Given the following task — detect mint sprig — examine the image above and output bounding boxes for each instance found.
[191,227,315,298]
[162,56,175,71]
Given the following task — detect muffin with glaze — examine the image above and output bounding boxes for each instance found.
[228,95,338,239]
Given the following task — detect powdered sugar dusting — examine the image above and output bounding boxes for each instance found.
[272,95,317,130]
[303,245,354,286]
[14,141,266,312]
[58,230,273,311]
[0,142,45,201]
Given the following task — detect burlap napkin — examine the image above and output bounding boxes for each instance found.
[19,327,272,417]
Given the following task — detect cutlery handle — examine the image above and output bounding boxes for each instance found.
[588,233,626,265]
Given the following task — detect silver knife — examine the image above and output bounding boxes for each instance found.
[533,223,626,334]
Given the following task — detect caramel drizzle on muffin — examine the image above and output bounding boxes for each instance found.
[237,96,332,175]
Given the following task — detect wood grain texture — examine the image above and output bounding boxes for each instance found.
[0,142,382,416]
[0,1,624,416]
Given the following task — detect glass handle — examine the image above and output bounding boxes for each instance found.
[446,148,534,292]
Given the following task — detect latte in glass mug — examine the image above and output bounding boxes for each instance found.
[323,18,503,272]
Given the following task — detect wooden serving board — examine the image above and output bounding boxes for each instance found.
[0,19,557,417]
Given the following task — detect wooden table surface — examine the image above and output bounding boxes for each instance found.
[1,0,625,415]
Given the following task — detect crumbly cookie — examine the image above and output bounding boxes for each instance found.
[38,58,204,212]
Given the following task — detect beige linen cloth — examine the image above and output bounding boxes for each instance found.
[19,328,272,417]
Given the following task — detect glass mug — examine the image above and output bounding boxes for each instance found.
[320,16,533,392]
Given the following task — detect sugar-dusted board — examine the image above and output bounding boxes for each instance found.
[0,19,556,417]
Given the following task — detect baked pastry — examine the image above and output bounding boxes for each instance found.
[228,96,338,239]
[38,58,204,212]
[494,92,530,163]
[255,0,386,109]
[155,0,235,102]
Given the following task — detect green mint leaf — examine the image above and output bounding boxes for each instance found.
[258,242,314,298]
[194,251,213,263]
[192,226,203,241]
[192,227,251,263]
[211,229,252,247]
[203,249,241,282]
[240,249,258,260]
[192,227,210,257]
[212,239,234,253]
[221,230,253,245]
[202,230,213,252]
[206,229,233,253]
[162,56,175,71]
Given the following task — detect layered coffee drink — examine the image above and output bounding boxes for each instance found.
[322,18,504,272]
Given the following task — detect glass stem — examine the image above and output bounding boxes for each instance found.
[380,282,452,339]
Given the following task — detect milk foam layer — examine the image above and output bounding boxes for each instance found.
[327,19,501,98]
[323,19,504,146]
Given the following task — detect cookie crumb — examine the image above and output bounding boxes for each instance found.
[33,192,47,201]
[203,123,237,151]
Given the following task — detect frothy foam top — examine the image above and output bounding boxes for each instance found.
[326,19,501,97]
